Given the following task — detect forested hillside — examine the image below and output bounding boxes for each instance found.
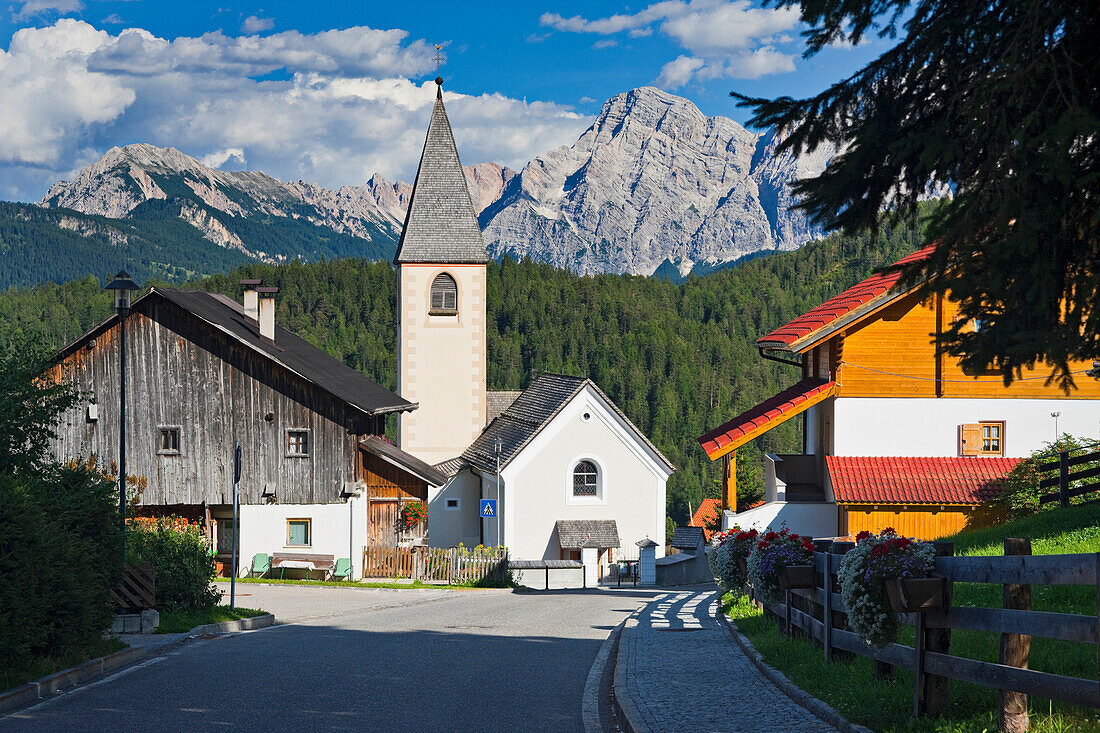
[2,222,923,523]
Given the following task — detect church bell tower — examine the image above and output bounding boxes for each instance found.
[394,78,487,465]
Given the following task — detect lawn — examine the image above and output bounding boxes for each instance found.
[725,503,1100,732]
[157,605,267,634]
[214,576,515,590]
[0,637,126,692]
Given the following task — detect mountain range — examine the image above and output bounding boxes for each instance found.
[2,87,835,289]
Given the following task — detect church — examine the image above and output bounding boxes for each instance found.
[395,80,674,580]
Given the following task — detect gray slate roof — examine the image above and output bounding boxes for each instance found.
[670,526,705,550]
[393,84,488,265]
[360,436,447,487]
[486,390,522,426]
[556,520,621,549]
[462,374,675,475]
[432,456,469,478]
[58,288,415,419]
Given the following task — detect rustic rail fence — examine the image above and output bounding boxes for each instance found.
[750,539,1099,727]
[1036,441,1100,507]
[110,561,155,611]
[363,546,508,585]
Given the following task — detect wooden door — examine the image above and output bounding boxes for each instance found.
[368,500,399,546]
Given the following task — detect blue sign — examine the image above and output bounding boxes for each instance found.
[480,499,497,518]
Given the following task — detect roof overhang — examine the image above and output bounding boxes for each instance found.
[697,379,838,461]
[360,436,447,487]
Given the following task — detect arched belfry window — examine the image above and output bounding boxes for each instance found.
[429,273,458,315]
[573,460,599,497]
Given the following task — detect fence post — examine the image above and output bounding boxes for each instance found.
[829,541,858,666]
[998,538,1032,733]
[1059,450,1070,507]
[823,551,833,663]
[923,541,955,717]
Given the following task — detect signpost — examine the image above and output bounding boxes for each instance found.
[230,441,241,609]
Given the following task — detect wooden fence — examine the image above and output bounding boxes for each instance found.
[753,539,1099,727]
[363,546,508,585]
[1037,442,1100,507]
[110,561,155,611]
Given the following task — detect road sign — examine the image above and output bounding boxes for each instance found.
[480,499,496,518]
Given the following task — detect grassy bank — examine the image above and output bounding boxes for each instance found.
[157,605,267,634]
[0,637,126,692]
[726,503,1100,732]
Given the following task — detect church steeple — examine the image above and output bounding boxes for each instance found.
[394,78,488,265]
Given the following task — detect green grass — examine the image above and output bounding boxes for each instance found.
[0,637,126,692]
[726,503,1100,732]
[156,605,267,634]
[214,576,513,590]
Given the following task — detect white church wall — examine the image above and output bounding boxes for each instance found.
[427,471,483,549]
[832,397,1100,458]
[501,386,670,562]
[397,263,486,466]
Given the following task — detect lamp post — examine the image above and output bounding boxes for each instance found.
[1051,411,1062,443]
[106,270,139,566]
[494,438,502,548]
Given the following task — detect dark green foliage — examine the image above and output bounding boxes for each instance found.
[735,1,1099,388]
[995,435,1100,517]
[0,339,80,476]
[0,223,920,525]
[127,520,220,611]
[0,463,122,669]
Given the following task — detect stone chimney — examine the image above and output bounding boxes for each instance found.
[257,287,279,343]
[240,279,262,323]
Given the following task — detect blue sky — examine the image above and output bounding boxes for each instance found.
[0,1,888,202]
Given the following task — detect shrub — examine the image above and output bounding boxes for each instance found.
[838,528,936,649]
[994,435,1100,516]
[747,527,814,606]
[710,527,758,593]
[127,518,219,611]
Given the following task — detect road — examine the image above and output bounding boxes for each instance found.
[2,585,662,732]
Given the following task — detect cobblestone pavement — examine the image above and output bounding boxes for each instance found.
[213,581,455,621]
[617,590,840,732]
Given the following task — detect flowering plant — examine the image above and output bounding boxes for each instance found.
[747,527,815,605]
[710,527,758,593]
[399,501,427,530]
[837,528,936,649]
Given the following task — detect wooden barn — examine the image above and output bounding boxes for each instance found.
[49,282,444,579]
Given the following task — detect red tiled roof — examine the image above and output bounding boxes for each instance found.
[697,379,838,460]
[827,456,1021,505]
[757,246,934,350]
[690,498,722,541]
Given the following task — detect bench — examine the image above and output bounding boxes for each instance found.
[270,553,336,580]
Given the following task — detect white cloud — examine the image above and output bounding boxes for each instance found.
[0,20,588,202]
[241,15,275,34]
[542,0,801,88]
[101,13,123,24]
[592,39,618,49]
[13,0,81,21]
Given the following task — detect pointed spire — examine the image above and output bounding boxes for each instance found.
[393,80,487,265]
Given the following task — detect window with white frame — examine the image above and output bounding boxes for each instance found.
[572,460,599,497]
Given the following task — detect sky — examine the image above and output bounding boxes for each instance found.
[0,0,890,203]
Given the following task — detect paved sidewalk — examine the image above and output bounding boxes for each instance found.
[214,581,454,622]
[616,590,840,733]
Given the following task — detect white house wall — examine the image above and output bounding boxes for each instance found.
[500,386,669,562]
[832,397,1100,458]
[236,500,365,580]
[427,471,483,549]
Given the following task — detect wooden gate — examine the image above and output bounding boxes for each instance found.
[362,546,414,578]
[111,562,156,610]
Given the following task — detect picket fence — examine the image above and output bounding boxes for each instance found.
[752,539,1100,727]
[362,545,508,585]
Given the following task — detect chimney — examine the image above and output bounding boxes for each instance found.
[240,279,262,323]
[257,287,279,344]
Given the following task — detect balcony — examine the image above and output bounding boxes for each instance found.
[765,454,827,503]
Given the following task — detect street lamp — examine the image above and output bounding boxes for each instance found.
[1051,411,1062,443]
[494,438,503,548]
[105,270,139,565]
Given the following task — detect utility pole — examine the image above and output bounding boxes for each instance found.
[230,442,241,609]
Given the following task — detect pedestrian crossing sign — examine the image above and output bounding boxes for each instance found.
[480,499,496,518]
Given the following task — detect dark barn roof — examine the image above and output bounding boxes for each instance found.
[360,436,447,487]
[59,287,415,420]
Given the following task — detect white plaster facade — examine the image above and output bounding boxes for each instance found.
[397,263,487,466]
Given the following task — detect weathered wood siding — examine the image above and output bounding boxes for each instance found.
[360,451,428,500]
[835,291,1100,399]
[50,299,379,505]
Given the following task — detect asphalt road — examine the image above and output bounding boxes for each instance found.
[2,586,661,733]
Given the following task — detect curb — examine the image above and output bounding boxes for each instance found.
[582,615,626,733]
[0,646,147,715]
[718,611,874,733]
[185,612,275,636]
[611,607,649,733]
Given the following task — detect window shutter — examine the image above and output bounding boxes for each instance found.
[959,423,982,455]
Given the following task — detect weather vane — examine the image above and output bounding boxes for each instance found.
[433,44,445,76]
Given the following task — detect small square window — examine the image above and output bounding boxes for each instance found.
[445,498,460,511]
[157,427,180,455]
[287,519,311,546]
[287,429,310,457]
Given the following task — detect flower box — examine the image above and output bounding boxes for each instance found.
[777,564,815,590]
[885,576,947,613]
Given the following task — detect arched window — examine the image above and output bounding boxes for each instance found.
[429,273,458,315]
[573,460,599,496]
